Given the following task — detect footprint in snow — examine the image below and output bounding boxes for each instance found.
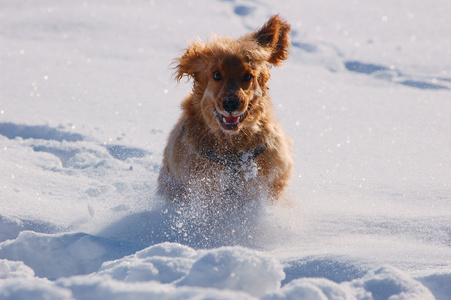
[234,5,256,16]
[344,60,450,90]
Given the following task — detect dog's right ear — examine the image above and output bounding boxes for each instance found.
[174,41,205,83]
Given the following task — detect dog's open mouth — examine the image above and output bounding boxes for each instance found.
[215,110,244,131]
[223,115,240,126]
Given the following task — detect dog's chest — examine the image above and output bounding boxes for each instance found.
[223,157,259,182]
[197,146,264,183]
[189,152,264,203]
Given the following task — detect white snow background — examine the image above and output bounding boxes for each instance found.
[1,0,450,299]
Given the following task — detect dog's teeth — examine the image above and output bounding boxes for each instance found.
[222,115,241,125]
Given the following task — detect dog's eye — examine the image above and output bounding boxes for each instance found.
[243,72,253,82]
[213,71,222,81]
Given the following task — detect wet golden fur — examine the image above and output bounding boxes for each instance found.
[158,15,293,205]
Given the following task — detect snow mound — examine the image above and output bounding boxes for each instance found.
[346,266,435,300]
[177,246,285,297]
[0,231,142,278]
[418,272,451,300]
[97,242,197,284]
[0,263,72,300]
[0,259,34,280]
[263,278,352,300]
[263,266,435,300]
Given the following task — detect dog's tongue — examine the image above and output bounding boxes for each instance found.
[224,116,240,125]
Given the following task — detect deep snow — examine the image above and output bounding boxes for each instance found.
[1,0,450,299]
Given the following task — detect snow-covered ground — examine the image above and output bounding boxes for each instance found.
[1,0,450,299]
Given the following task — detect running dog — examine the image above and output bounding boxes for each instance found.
[158,15,293,206]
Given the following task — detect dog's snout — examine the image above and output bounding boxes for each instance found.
[222,98,240,113]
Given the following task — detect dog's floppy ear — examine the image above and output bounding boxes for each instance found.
[174,41,206,83]
[253,15,291,66]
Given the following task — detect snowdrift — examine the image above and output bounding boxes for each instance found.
[0,240,441,300]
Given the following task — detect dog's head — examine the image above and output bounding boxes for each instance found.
[174,15,291,134]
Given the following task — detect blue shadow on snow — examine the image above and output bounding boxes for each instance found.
[0,122,84,142]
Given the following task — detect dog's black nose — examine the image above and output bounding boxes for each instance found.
[222,98,240,113]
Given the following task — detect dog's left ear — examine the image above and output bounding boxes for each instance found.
[253,15,291,66]
[174,41,205,83]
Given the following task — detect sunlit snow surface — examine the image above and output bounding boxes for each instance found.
[1,0,450,299]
